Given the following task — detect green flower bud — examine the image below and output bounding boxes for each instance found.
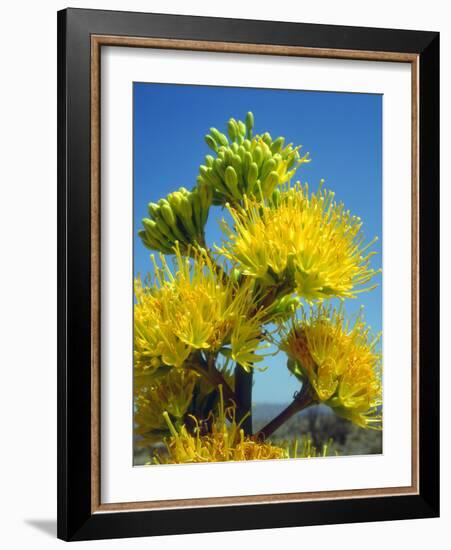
[205,134,218,152]
[224,166,240,200]
[227,118,237,141]
[245,111,254,137]
[271,136,285,154]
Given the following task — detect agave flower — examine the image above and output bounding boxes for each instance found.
[218,183,380,301]
[134,246,270,375]
[134,368,197,443]
[280,305,382,429]
[153,388,276,464]
[152,387,330,464]
[154,410,287,463]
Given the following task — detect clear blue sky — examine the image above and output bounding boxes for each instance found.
[134,82,382,404]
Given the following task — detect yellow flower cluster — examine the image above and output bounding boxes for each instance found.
[154,417,288,463]
[152,389,329,464]
[218,183,380,301]
[134,369,197,444]
[134,246,270,375]
[281,305,382,429]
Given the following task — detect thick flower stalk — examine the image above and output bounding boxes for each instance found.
[218,183,380,301]
[197,112,310,204]
[280,305,382,429]
[134,246,270,375]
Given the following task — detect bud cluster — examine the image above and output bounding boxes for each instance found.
[139,185,212,254]
[197,111,310,204]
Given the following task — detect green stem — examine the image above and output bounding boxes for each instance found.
[235,365,253,436]
[256,383,315,440]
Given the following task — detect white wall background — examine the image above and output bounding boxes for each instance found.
[0,1,448,548]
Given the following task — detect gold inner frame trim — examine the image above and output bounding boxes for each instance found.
[90,35,420,514]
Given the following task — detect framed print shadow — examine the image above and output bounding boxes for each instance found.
[57,8,440,542]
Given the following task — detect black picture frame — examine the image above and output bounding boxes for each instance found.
[57,7,439,541]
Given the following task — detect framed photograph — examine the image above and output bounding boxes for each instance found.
[57,8,439,541]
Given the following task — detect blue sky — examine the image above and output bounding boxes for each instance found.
[134,82,382,404]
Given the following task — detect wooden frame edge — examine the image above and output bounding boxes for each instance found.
[91,35,418,62]
[91,35,101,513]
[90,34,420,514]
[411,55,420,495]
[95,485,418,513]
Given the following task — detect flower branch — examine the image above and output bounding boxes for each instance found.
[256,381,316,440]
